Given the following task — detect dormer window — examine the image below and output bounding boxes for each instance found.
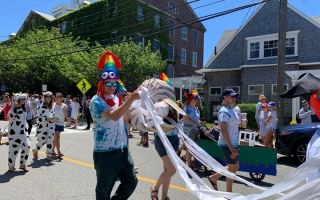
[166,2,176,14]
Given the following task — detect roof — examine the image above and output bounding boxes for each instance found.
[311,16,320,24]
[203,0,320,71]
[204,29,237,68]
[32,10,56,21]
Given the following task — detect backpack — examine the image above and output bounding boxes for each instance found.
[296,113,301,124]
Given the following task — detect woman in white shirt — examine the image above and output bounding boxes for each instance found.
[52,92,68,157]
[71,97,80,129]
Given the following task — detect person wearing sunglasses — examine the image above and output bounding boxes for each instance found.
[32,91,56,162]
[7,93,30,172]
[208,89,240,192]
[3,94,11,121]
[89,51,140,200]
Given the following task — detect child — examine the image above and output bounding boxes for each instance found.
[265,102,277,148]
[71,97,80,129]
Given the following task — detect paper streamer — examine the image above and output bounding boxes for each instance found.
[134,86,320,200]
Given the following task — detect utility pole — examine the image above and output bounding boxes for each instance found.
[276,0,287,127]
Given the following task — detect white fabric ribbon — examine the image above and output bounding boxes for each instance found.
[135,87,320,199]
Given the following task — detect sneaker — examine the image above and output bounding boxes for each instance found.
[137,141,144,146]
[143,143,149,147]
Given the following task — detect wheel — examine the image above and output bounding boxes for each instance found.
[249,172,265,181]
[293,140,309,164]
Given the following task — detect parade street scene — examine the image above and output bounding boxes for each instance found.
[0,0,320,200]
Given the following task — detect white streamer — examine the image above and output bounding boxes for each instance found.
[135,86,320,199]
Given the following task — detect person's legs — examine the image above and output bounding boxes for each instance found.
[8,137,23,171]
[19,135,30,171]
[85,116,90,129]
[112,149,138,200]
[264,130,273,148]
[73,119,78,128]
[93,151,120,200]
[45,128,54,161]
[27,120,32,135]
[225,162,239,192]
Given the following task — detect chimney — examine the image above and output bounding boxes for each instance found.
[214,46,217,55]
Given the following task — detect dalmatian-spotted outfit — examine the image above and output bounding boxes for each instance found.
[7,105,30,168]
[33,103,55,157]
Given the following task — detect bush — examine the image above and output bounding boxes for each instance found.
[238,103,258,130]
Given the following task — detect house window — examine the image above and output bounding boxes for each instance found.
[192,31,198,44]
[166,2,176,14]
[246,30,300,60]
[248,85,264,95]
[111,32,117,43]
[155,14,160,28]
[210,87,222,96]
[138,6,144,21]
[192,52,197,67]
[61,22,67,34]
[167,65,174,78]
[181,48,186,64]
[152,40,160,52]
[182,26,187,40]
[168,20,174,35]
[168,44,174,61]
[135,34,144,48]
[271,84,288,95]
[180,73,186,77]
[250,42,260,59]
[227,86,240,95]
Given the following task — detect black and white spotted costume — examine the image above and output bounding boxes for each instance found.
[33,103,55,157]
[7,100,30,168]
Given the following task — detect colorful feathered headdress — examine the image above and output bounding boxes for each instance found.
[97,51,123,107]
[159,73,173,88]
[184,89,200,105]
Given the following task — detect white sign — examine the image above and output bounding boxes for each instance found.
[42,84,47,91]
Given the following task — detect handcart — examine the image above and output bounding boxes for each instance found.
[199,125,277,181]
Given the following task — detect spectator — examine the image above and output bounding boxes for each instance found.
[83,99,91,130]
[299,100,315,124]
[3,94,11,121]
[256,95,267,135]
[71,97,80,129]
[52,92,68,157]
[259,103,268,145]
[208,89,240,192]
[265,102,277,148]
[65,95,72,127]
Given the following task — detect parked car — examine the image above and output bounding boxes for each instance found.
[275,123,320,164]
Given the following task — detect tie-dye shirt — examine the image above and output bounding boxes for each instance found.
[217,105,239,147]
[183,105,200,130]
[89,94,127,152]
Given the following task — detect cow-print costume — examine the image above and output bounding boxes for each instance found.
[33,103,55,157]
[7,105,30,168]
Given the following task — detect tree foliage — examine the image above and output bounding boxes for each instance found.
[0,28,165,95]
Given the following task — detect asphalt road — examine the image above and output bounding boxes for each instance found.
[0,121,304,200]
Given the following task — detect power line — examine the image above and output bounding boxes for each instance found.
[2,0,225,58]
[0,0,53,14]
[0,0,267,62]
[0,0,15,5]
[2,0,206,50]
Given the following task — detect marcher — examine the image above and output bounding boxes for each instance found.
[151,110,180,200]
[299,100,315,124]
[137,131,149,147]
[71,97,80,129]
[52,92,68,157]
[7,93,30,172]
[83,99,92,130]
[259,103,268,144]
[32,91,56,162]
[25,93,33,136]
[265,102,277,148]
[208,89,240,192]
[65,95,72,127]
[89,51,139,200]
[182,90,202,172]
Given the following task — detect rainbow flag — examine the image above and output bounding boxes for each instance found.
[160,73,173,88]
[117,79,126,93]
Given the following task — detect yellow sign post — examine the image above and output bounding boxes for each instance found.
[76,78,91,94]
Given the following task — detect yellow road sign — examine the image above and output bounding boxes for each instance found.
[76,78,91,94]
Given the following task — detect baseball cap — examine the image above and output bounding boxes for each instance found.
[268,102,276,107]
[262,103,268,108]
[302,100,308,105]
[222,89,238,97]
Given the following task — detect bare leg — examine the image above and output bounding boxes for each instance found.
[264,131,273,148]
[225,163,239,192]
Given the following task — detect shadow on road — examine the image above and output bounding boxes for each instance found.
[0,170,28,184]
[276,155,299,168]
[28,158,55,169]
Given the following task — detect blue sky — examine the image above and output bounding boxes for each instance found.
[0,0,319,65]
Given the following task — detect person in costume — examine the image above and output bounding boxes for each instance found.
[150,73,181,200]
[7,93,30,172]
[89,51,140,200]
[3,92,11,121]
[32,91,56,162]
[182,90,202,172]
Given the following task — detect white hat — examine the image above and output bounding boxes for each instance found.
[43,91,52,96]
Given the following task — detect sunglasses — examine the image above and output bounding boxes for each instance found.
[105,82,118,87]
